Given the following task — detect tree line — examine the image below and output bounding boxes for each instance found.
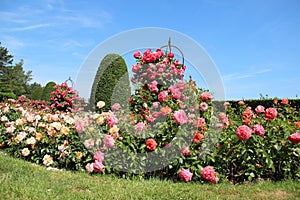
[0,42,56,101]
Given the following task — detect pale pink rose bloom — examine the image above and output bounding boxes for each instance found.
[58,145,65,152]
[74,121,85,133]
[199,102,209,111]
[252,124,265,136]
[223,102,230,108]
[236,125,252,140]
[178,168,193,182]
[6,125,15,134]
[149,81,158,93]
[26,137,36,145]
[112,103,121,111]
[85,163,94,173]
[106,112,118,128]
[135,122,146,132]
[193,117,206,129]
[201,166,218,184]
[43,154,53,166]
[93,160,105,172]
[22,148,30,157]
[94,150,104,162]
[255,105,265,114]
[238,101,245,106]
[181,147,190,156]
[169,86,181,99]
[84,139,94,150]
[152,102,160,109]
[104,135,115,148]
[172,110,188,125]
[200,92,212,101]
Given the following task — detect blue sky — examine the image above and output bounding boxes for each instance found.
[1,0,300,100]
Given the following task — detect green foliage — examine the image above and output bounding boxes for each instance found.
[90,53,130,112]
[28,82,44,100]
[0,92,16,102]
[42,81,56,101]
[0,43,32,97]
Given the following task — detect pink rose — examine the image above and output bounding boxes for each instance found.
[223,102,230,108]
[85,163,94,173]
[288,132,300,144]
[172,110,188,125]
[135,122,146,132]
[201,166,218,184]
[265,107,278,120]
[112,103,121,111]
[236,125,252,140]
[200,92,212,101]
[193,117,206,129]
[93,160,105,172]
[146,138,157,151]
[158,91,168,102]
[149,81,158,93]
[179,168,193,182]
[160,106,172,115]
[181,146,190,156]
[252,124,265,136]
[199,102,209,111]
[238,101,245,106]
[169,86,181,99]
[106,112,118,128]
[74,121,85,133]
[152,102,160,109]
[104,135,115,148]
[94,150,104,162]
[255,105,265,114]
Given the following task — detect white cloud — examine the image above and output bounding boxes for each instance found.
[223,68,272,81]
[4,23,52,32]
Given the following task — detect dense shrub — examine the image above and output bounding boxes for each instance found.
[90,54,130,112]
[42,81,56,101]
[0,92,16,102]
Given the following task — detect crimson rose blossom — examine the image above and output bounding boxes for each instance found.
[288,132,300,144]
[236,125,252,140]
[193,117,206,129]
[146,138,157,151]
[201,166,218,184]
[252,124,265,136]
[265,107,278,120]
[133,51,141,58]
[178,168,193,182]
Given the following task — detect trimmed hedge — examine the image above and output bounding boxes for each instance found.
[90,53,130,112]
[42,81,56,101]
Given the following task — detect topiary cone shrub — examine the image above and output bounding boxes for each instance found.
[90,53,130,112]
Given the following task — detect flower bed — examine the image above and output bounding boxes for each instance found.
[0,47,299,184]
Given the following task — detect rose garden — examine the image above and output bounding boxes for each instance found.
[0,45,299,185]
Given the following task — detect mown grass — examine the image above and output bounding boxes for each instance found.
[0,151,299,200]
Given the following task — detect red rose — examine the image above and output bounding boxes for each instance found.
[168,52,174,58]
[265,107,278,120]
[133,51,141,58]
[288,132,300,144]
[193,132,204,143]
[146,138,157,151]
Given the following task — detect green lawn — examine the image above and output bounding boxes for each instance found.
[0,151,299,200]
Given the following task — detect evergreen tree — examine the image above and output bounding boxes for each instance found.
[90,53,130,111]
[28,82,44,100]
